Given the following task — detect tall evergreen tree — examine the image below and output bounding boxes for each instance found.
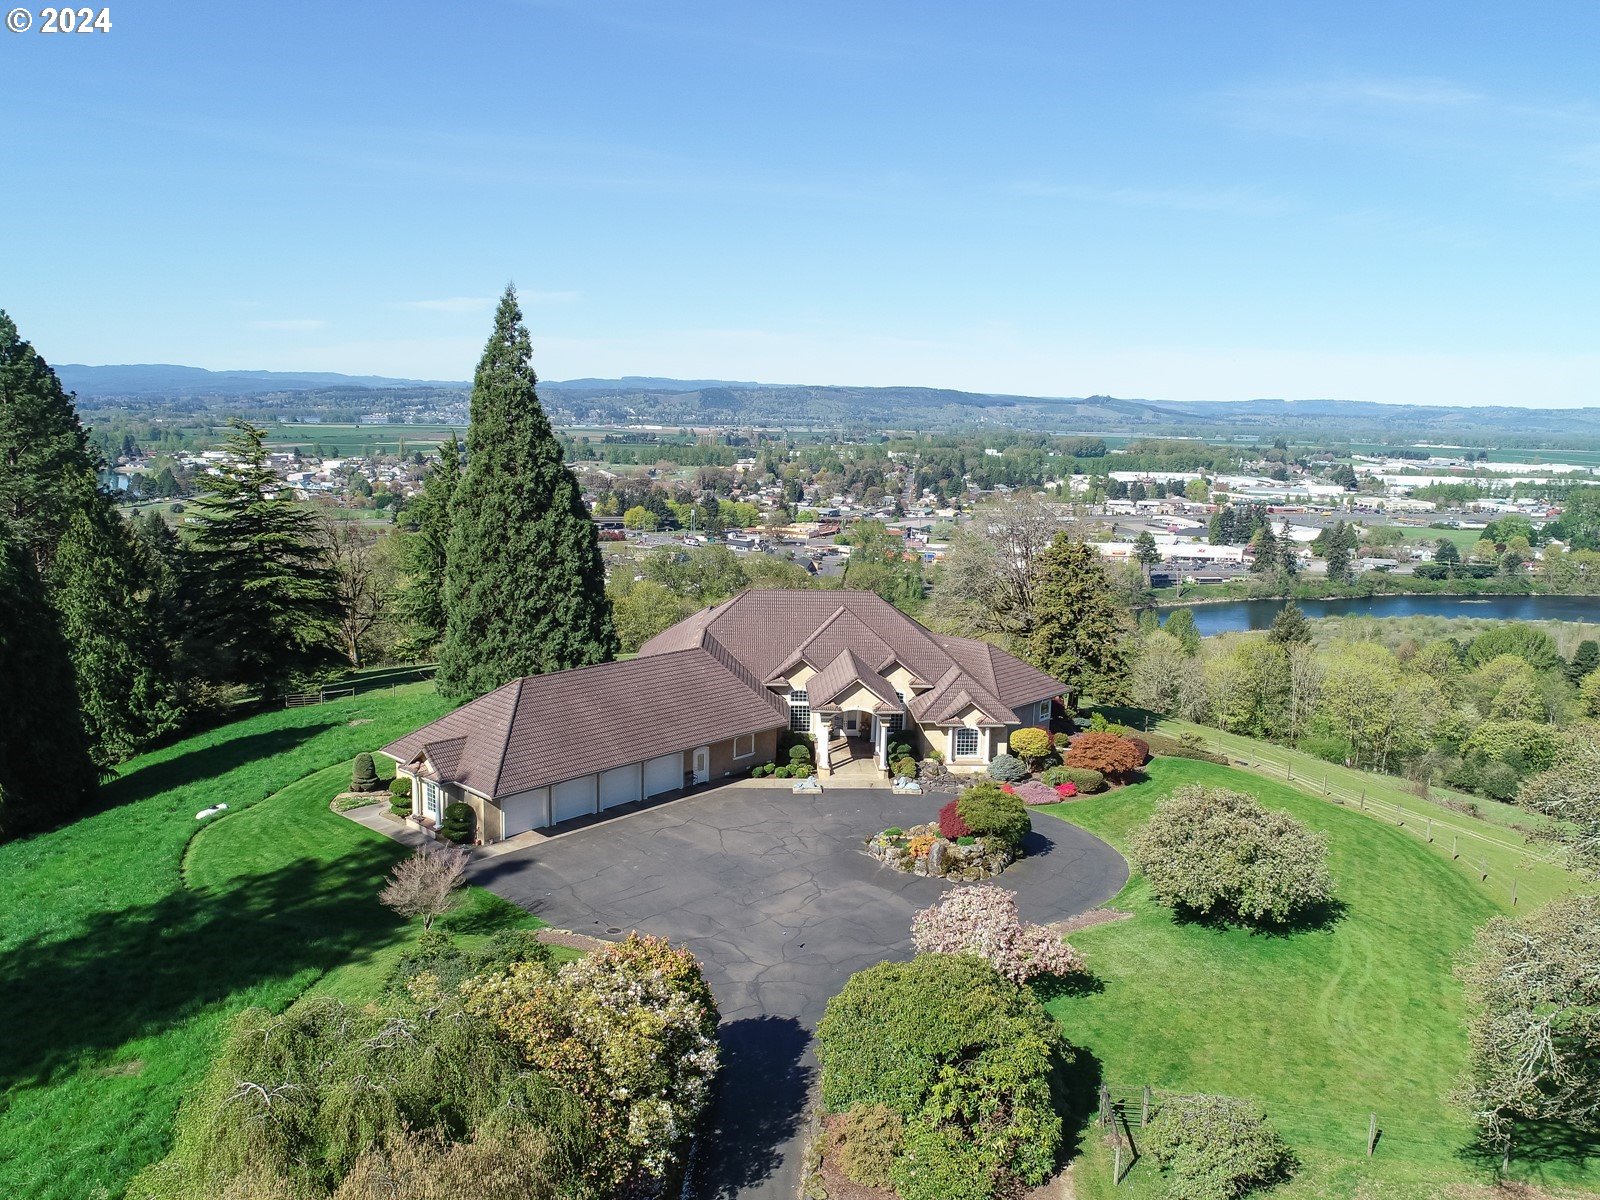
[51,508,182,761]
[1163,607,1202,655]
[1027,533,1132,704]
[185,419,340,697]
[1268,600,1313,647]
[0,310,182,761]
[0,521,98,837]
[1251,524,1279,574]
[395,433,461,654]
[436,287,617,700]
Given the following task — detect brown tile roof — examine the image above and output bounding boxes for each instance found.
[380,647,785,799]
[639,589,1063,720]
[806,648,903,713]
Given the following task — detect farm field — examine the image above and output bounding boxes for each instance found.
[1043,757,1599,1199]
[0,685,546,1200]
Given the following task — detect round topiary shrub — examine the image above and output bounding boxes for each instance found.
[1125,735,1151,765]
[1145,1094,1294,1200]
[352,752,380,792]
[388,775,412,799]
[816,954,1069,1199]
[955,782,1030,850]
[828,1103,903,1189]
[987,753,1029,783]
[937,799,971,840]
[1129,785,1334,925]
[438,802,475,845]
[1007,726,1053,766]
[1043,765,1105,793]
[789,743,812,766]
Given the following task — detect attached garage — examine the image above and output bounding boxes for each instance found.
[599,763,642,810]
[643,752,683,798]
[551,775,598,824]
[500,788,547,839]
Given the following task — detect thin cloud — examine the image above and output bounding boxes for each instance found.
[248,319,327,332]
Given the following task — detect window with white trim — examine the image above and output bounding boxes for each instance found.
[733,733,755,759]
[788,688,810,733]
[1036,700,1051,723]
[887,694,905,734]
[953,727,980,758]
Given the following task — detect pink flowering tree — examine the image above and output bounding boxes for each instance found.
[910,885,1085,984]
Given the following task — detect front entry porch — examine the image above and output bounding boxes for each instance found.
[816,708,901,779]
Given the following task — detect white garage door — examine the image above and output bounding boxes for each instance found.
[551,775,597,824]
[599,763,642,810]
[500,789,546,838]
[643,752,683,798]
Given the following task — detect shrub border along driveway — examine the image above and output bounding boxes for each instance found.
[471,783,1128,1200]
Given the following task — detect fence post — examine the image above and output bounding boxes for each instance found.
[1512,880,1518,907]
[1142,1086,1151,1126]
[1453,834,1459,859]
[1367,1113,1377,1157]
[1480,860,1489,882]
[1287,763,1293,782]
[1099,1084,1111,1126]
[1396,802,1404,827]
[1114,1143,1123,1186]
[1426,818,1433,843]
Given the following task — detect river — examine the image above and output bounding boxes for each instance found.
[1169,593,1599,637]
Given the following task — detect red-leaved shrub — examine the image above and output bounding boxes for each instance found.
[1126,736,1151,766]
[1062,732,1145,782]
[1055,782,1077,798]
[938,799,971,839]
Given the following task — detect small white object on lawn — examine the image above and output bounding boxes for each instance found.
[195,803,230,820]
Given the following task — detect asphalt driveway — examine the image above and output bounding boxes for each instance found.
[469,785,1127,1200]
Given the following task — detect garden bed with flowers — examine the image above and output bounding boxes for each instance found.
[866,781,1031,880]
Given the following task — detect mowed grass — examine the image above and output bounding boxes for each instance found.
[1043,758,1600,1199]
[1146,714,1581,912]
[0,685,542,1200]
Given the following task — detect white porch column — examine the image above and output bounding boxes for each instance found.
[812,711,830,776]
[875,716,888,769]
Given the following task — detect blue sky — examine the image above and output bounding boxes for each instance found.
[4,1,1600,405]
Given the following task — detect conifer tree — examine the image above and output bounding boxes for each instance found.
[1163,607,1202,655]
[1251,524,1279,574]
[0,521,98,837]
[436,287,617,700]
[185,419,339,697]
[1268,600,1313,647]
[0,310,182,761]
[395,434,461,654]
[1027,533,1132,703]
[51,508,181,761]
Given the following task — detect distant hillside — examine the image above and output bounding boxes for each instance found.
[57,363,466,397]
[56,365,1600,444]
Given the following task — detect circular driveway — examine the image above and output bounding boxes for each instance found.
[469,785,1127,1200]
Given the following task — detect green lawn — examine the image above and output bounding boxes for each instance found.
[1144,715,1580,912]
[0,685,542,1200]
[1043,758,1600,1198]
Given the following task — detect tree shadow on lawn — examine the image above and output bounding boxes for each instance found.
[99,723,334,813]
[693,1014,812,1199]
[1170,897,1349,937]
[0,852,409,1092]
[1457,1118,1600,1177]
[1053,1041,1106,1164]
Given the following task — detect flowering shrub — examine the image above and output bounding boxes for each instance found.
[1055,782,1077,798]
[462,933,720,1191]
[907,834,937,859]
[911,886,1085,985]
[1012,780,1058,806]
[938,799,972,839]
[1000,782,1016,794]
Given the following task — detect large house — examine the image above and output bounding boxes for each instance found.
[380,589,1066,843]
